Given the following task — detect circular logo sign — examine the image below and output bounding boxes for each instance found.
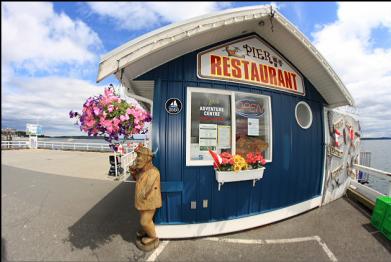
[165,98,182,114]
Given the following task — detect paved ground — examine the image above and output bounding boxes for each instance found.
[1,151,391,261]
[2,149,111,180]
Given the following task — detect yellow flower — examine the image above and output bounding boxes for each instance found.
[232,154,249,171]
[234,165,241,172]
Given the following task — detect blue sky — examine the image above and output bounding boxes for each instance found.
[2,2,391,137]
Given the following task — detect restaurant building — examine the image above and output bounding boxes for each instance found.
[97,5,358,238]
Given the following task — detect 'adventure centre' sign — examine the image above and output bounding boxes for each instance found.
[197,35,305,95]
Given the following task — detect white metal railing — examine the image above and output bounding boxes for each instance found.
[111,140,148,182]
[37,141,111,152]
[353,164,391,196]
[119,151,137,182]
[350,160,391,204]
[1,140,29,149]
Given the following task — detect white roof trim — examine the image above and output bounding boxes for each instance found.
[97,5,354,107]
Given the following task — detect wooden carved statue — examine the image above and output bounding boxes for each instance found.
[130,145,162,251]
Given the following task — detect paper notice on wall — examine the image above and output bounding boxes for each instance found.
[248,118,259,136]
[199,124,217,151]
[218,125,231,149]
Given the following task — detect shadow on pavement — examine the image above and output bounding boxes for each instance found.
[362,223,391,253]
[64,183,140,250]
[2,238,7,262]
[345,196,391,253]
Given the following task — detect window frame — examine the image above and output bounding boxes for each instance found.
[186,86,273,166]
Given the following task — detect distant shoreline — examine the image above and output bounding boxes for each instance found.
[47,136,390,140]
[361,137,391,140]
[8,135,391,140]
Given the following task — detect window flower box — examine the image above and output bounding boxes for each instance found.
[215,167,265,191]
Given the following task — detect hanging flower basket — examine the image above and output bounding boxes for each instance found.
[215,167,265,191]
[69,85,151,150]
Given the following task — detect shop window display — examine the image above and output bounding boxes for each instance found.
[187,87,271,165]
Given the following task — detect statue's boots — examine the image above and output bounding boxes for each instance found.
[136,229,147,239]
[135,237,160,252]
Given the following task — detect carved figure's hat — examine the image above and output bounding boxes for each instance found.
[135,144,153,156]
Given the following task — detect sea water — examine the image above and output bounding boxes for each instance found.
[360,139,391,195]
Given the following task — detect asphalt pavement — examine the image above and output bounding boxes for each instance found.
[2,163,391,261]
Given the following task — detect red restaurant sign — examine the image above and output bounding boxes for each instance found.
[197,35,305,95]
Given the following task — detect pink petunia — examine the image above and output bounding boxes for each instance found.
[93,107,101,116]
[120,114,129,121]
[112,118,121,127]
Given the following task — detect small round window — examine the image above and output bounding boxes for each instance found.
[295,101,312,129]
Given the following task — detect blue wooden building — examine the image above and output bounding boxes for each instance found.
[97,5,354,238]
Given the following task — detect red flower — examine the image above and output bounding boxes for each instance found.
[246,151,266,167]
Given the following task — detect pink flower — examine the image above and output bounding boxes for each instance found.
[120,114,129,121]
[84,119,95,128]
[70,86,152,146]
[104,88,114,97]
[93,107,100,116]
[112,118,121,128]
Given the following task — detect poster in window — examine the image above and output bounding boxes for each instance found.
[218,125,231,148]
[247,118,259,136]
[190,92,232,158]
[199,124,217,151]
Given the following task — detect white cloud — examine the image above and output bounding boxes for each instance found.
[1,2,101,75]
[1,77,104,136]
[1,2,106,136]
[312,2,391,137]
[87,2,232,31]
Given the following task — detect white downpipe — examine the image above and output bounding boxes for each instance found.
[114,151,118,177]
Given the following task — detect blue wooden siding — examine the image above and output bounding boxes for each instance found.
[137,34,326,224]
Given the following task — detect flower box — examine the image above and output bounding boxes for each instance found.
[215,167,265,191]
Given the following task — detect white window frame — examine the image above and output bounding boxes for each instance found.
[295,101,313,129]
[186,86,272,166]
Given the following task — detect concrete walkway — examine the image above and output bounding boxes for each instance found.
[2,149,112,180]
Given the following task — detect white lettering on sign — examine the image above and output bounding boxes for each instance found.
[197,35,305,95]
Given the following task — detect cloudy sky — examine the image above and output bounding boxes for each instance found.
[2,2,391,137]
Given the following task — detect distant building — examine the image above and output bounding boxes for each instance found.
[1,128,16,140]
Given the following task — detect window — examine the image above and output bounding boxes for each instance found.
[295,101,312,129]
[186,87,272,166]
[187,89,233,166]
[235,93,271,160]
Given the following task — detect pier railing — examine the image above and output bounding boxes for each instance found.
[1,140,29,149]
[37,141,112,152]
[111,142,150,182]
[352,164,391,197]
[1,140,113,152]
[349,152,391,208]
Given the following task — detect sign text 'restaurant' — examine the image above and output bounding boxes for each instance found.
[198,35,305,95]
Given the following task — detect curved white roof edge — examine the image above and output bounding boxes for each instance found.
[99,5,271,62]
[97,5,354,107]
